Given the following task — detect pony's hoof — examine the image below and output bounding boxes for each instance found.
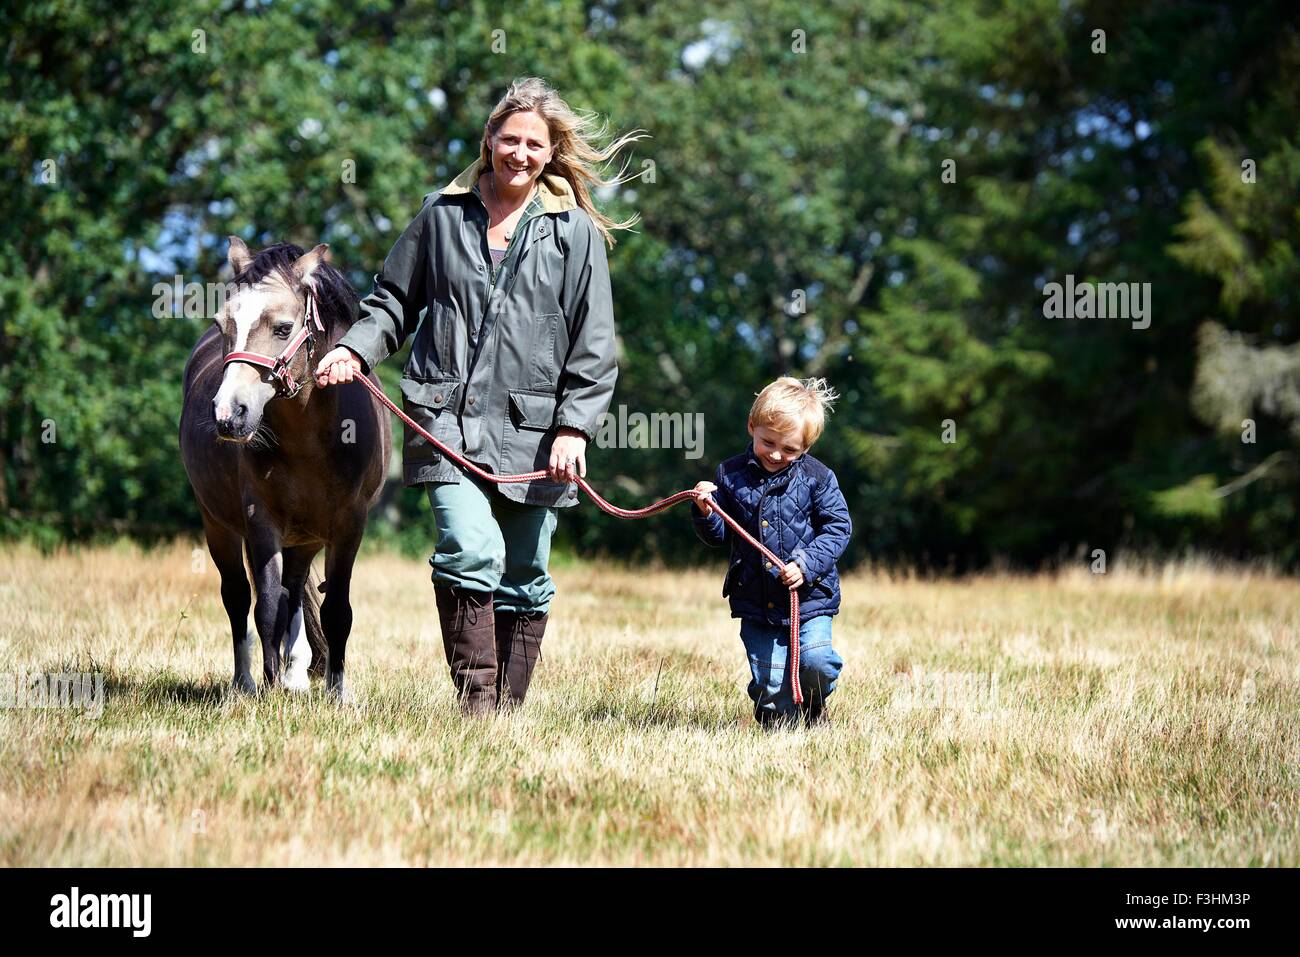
[231,673,258,696]
[326,672,353,706]
[281,669,310,693]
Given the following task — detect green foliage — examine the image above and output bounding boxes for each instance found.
[3,0,1299,567]
[1149,474,1223,523]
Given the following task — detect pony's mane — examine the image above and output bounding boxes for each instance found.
[232,241,358,335]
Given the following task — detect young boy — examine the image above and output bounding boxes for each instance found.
[690,376,852,729]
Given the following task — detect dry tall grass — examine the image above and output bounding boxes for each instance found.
[1,540,1296,866]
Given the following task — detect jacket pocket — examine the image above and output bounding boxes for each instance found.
[399,375,461,463]
[400,375,461,411]
[405,299,457,378]
[502,389,562,480]
[804,576,833,598]
[722,557,743,597]
[528,313,559,389]
[801,568,839,603]
[507,389,557,432]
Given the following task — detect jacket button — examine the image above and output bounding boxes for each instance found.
[434,393,444,403]
[767,602,774,609]
[765,561,771,569]
[467,396,476,406]
[761,520,769,527]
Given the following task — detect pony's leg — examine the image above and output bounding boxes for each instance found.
[322,515,364,704]
[279,546,317,692]
[201,510,255,694]
[246,524,286,689]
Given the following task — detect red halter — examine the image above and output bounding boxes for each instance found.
[222,288,325,398]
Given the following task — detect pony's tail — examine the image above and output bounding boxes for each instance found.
[304,568,329,680]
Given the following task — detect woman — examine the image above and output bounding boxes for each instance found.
[315,76,645,715]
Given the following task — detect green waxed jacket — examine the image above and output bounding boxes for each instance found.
[337,155,619,507]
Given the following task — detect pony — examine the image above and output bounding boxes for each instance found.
[179,237,391,701]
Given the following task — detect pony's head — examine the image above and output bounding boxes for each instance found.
[212,236,354,441]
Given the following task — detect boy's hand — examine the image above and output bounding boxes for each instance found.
[691,481,717,515]
[779,561,804,589]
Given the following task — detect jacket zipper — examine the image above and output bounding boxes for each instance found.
[757,466,796,618]
[479,186,538,298]
[467,186,539,378]
[758,478,772,614]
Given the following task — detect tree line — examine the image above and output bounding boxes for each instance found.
[2,0,1296,568]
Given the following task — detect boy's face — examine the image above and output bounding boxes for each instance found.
[748,421,807,473]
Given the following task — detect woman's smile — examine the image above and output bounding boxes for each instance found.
[496,156,537,185]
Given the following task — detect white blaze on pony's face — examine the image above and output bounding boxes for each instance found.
[211,279,296,439]
[212,238,330,441]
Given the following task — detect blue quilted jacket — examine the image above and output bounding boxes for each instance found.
[690,442,852,626]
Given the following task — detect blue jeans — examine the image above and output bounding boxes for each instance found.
[739,615,843,721]
[424,471,558,613]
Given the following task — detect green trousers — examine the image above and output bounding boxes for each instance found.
[424,472,559,614]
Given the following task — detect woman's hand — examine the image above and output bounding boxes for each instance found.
[314,346,363,387]
[692,481,718,515]
[548,427,588,484]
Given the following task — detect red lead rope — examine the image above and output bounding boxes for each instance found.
[351,373,804,704]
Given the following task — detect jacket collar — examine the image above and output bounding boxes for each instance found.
[439,155,577,214]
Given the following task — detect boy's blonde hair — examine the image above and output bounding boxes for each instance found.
[748,376,840,449]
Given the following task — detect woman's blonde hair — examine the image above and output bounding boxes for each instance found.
[479,76,649,249]
[749,376,841,449]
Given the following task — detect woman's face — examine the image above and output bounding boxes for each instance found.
[489,110,554,191]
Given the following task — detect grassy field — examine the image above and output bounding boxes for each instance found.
[1,540,1296,866]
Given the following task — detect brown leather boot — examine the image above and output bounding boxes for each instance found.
[434,584,498,715]
[494,608,548,708]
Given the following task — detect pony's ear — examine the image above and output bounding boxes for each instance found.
[292,243,330,290]
[228,236,253,275]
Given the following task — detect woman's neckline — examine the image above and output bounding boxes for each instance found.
[476,174,537,214]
